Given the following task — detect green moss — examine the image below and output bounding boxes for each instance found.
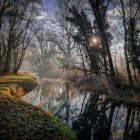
[0,93,76,140]
[0,86,11,95]
[19,78,37,93]
[0,75,37,96]
[48,116,75,140]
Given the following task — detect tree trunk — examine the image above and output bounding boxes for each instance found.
[3,49,11,74]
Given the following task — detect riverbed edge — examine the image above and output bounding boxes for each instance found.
[0,75,76,140]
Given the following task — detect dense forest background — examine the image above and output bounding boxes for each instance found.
[0,0,140,89]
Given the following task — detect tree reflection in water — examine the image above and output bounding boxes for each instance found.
[23,80,140,140]
[73,94,140,140]
[23,80,88,127]
[73,94,113,140]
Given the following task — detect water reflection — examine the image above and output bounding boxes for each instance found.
[23,80,88,127]
[22,80,140,140]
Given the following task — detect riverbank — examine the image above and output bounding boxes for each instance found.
[0,75,75,140]
[0,75,37,97]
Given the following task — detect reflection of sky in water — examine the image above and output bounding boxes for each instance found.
[23,81,89,125]
[22,80,140,140]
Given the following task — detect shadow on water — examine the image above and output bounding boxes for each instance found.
[22,80,140,140]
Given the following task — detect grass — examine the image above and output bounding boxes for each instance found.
[0,92,75,140]
[0,75,37,97]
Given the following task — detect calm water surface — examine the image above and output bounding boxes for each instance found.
[23,79,140,140]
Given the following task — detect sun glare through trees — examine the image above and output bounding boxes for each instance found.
[0,0,140,140]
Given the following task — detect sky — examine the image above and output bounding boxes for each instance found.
[36,0,56,20]
[45,0,56,11]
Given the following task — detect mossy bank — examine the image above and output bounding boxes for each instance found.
[0,75,75,140]
[0,75,37,97]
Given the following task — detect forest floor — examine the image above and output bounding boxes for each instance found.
[0,73,75,140]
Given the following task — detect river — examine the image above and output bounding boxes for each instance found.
[22,79,140,140]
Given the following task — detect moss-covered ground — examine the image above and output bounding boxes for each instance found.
[0,75,37,97]
[0,75,75,140]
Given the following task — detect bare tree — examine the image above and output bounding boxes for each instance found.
[0,0,40,74]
